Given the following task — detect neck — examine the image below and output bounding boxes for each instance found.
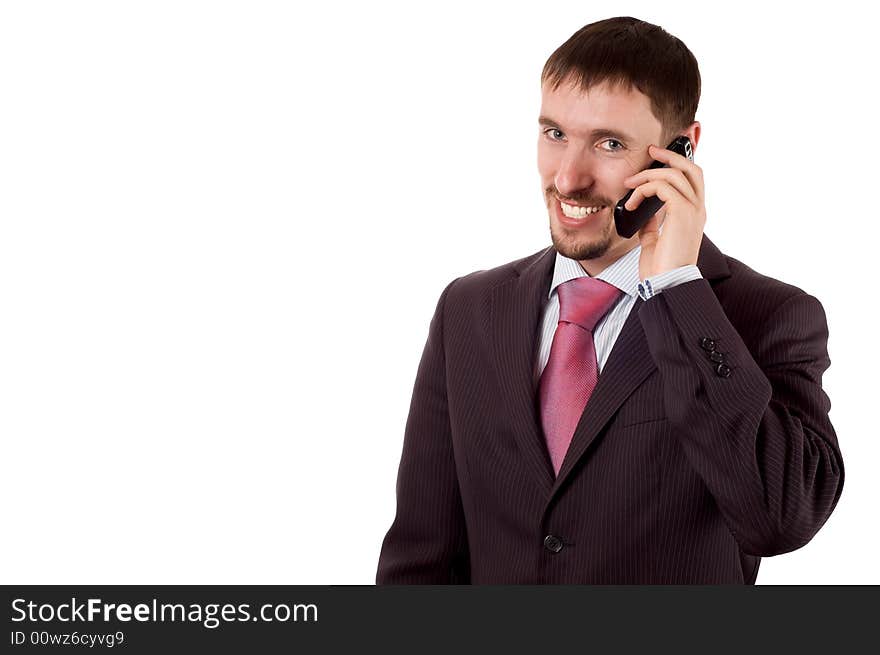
[577,240,639,277]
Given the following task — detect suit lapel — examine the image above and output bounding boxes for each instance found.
[488,245,557,494]
[487,235,731,497]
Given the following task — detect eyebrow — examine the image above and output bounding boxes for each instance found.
[538,115,637,144]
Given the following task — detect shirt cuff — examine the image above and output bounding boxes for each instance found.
[637,265,703,300]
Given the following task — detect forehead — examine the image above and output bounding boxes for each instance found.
[539,79,661,141]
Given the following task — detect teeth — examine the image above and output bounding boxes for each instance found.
[561,202,605,218]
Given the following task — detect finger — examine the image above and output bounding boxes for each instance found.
[623,180,684,211]
[655,205,668,225]
[637,211,662,247]
[624,168,698,205]
[645,144,705,204]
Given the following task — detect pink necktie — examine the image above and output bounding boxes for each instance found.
[538,277,622,476]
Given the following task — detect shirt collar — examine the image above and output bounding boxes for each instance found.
[548,243,641,299]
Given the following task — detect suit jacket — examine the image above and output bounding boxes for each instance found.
[376,234,844,584]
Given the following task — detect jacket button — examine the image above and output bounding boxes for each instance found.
[716,363,732,378]
[709,351,725,363]
[699,337,716,351]
[543,535,564,553]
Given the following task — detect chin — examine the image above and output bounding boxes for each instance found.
[549,216,616,261]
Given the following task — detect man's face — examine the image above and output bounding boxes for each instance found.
[537,78,666,267]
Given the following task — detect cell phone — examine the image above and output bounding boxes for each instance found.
[613,135,694,238]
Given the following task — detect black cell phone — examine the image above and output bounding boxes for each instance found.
[613,135,694,238]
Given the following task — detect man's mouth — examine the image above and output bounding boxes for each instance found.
[558,200,607,219]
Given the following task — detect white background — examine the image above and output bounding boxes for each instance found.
[1,0,876,584]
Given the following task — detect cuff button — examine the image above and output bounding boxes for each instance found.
[715,363,732,378]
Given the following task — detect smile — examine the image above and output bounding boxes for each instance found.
[559,201,606,218]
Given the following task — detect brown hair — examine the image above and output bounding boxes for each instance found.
[541,17,701,144]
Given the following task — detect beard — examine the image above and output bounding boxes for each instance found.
[548,214,616,261]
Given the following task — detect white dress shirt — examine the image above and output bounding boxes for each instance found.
[532,244,703,390]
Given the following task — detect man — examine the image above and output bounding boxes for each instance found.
[376,16,843,584]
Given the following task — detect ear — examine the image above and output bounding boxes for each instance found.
[661,121,700,152]
[684,121,701,153]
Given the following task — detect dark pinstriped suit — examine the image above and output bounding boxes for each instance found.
[376,234,843,584]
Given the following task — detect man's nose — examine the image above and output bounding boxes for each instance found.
[554,150,597,197]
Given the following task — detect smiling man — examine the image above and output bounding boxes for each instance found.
[376,16,843,584]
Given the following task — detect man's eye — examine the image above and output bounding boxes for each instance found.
[544,128,564,141]
[603,139,624,152]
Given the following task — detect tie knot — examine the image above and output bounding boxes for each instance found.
[557,277,622,332]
